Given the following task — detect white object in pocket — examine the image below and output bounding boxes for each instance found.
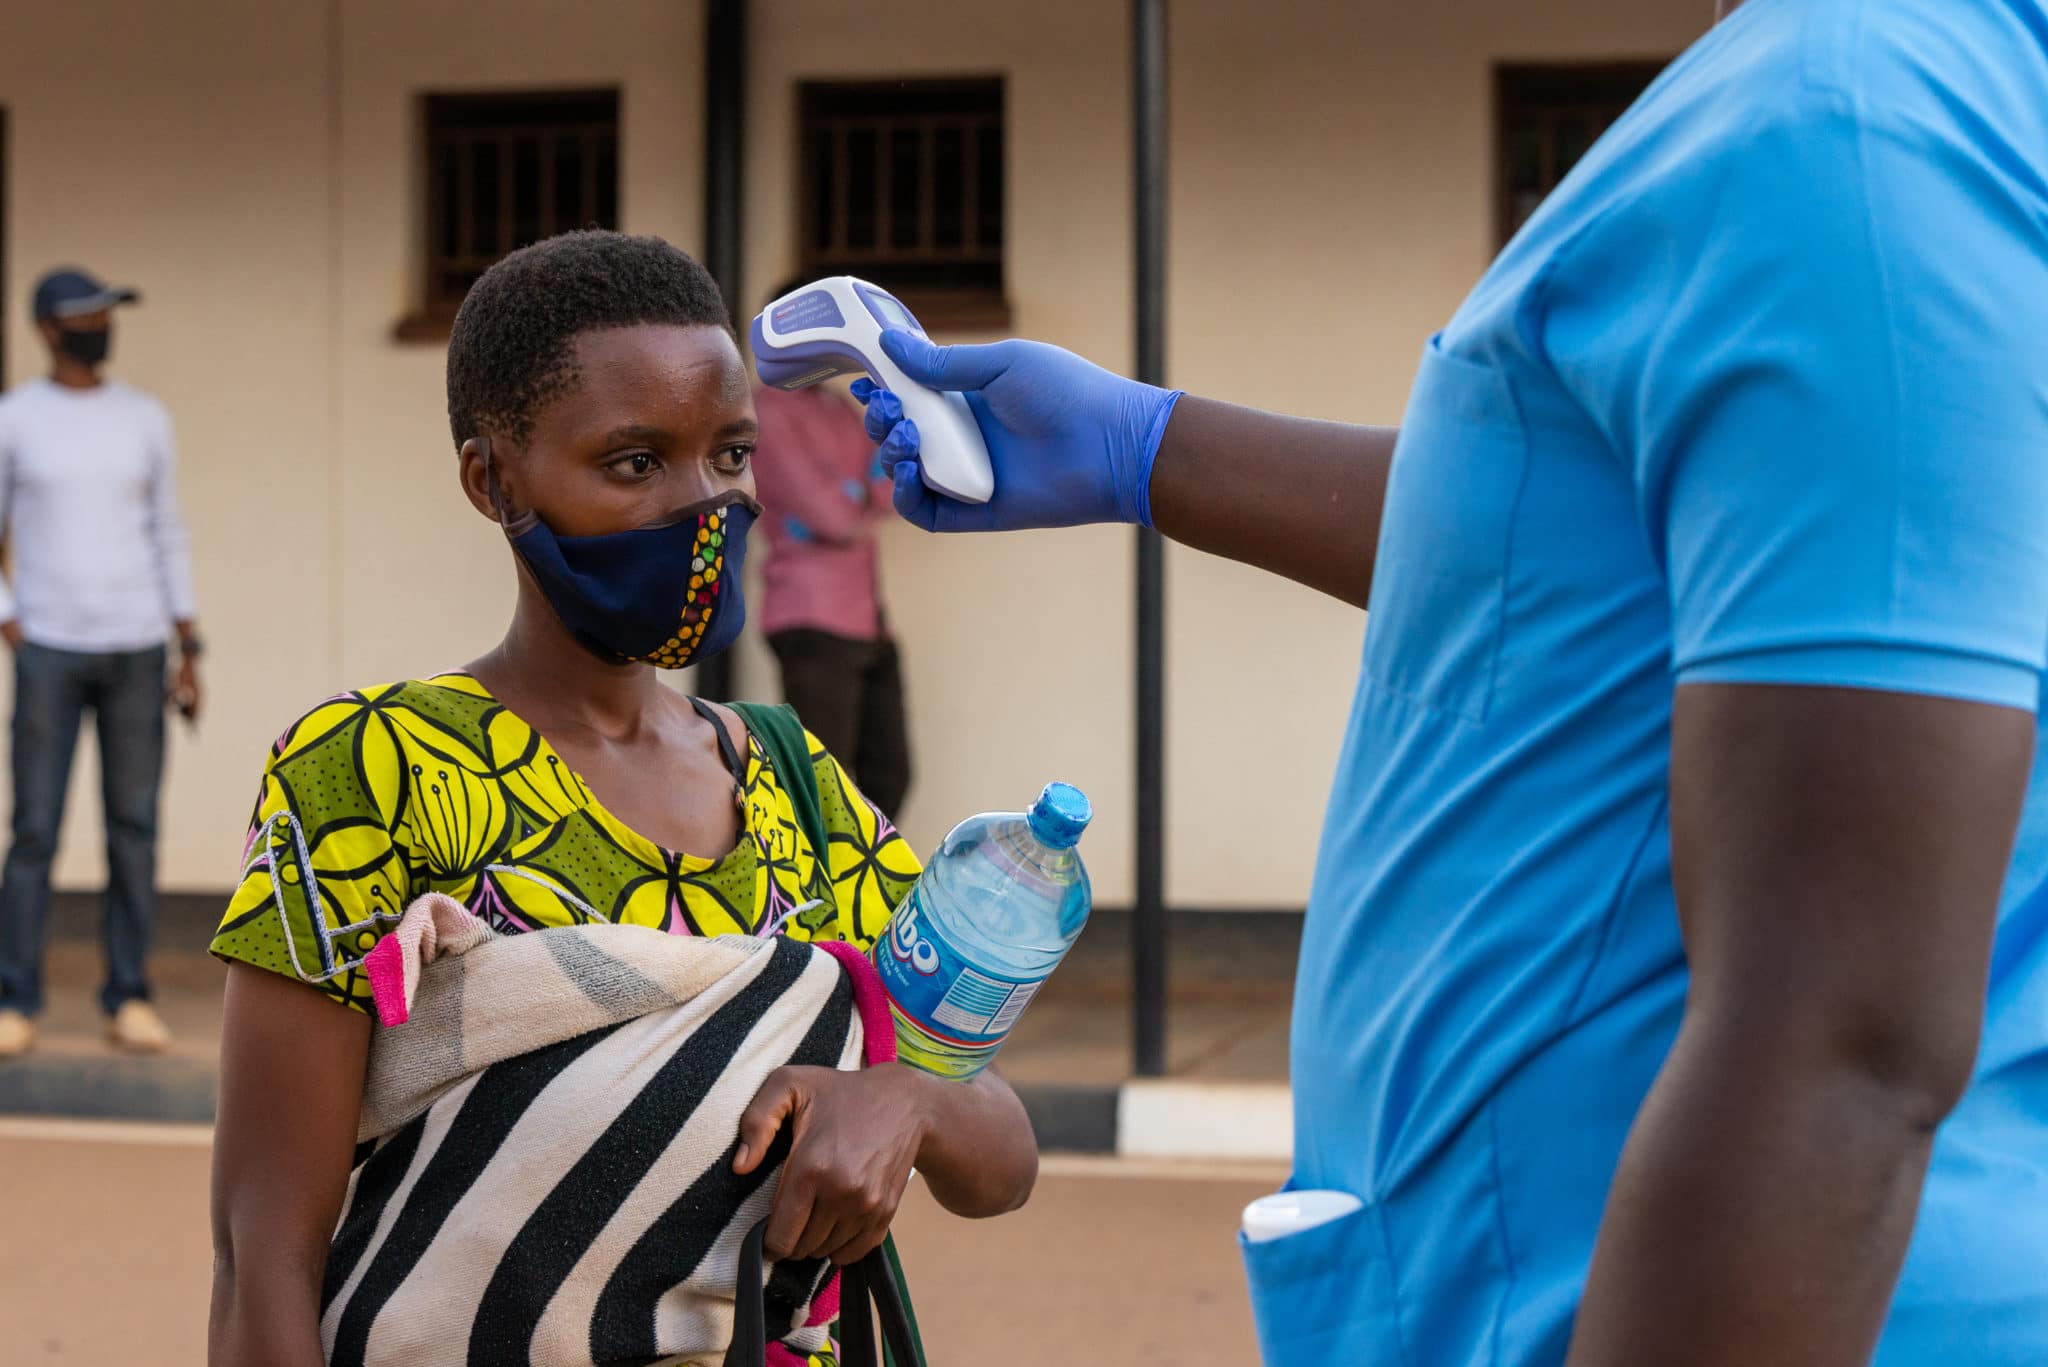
[1241,1189,1365,1244]
[1238,1192,1402,1363]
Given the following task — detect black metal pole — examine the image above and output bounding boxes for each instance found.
[1132,0,1169,1078]
[698,0,746,702]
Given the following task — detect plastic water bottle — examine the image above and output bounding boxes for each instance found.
[873,783,1093,1079]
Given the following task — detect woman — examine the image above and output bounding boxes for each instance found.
[207,231,1038,1366]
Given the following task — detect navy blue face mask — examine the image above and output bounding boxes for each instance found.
[484,438,763,669]
[55,324,111,368]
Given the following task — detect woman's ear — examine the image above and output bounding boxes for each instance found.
[459,435,506,524]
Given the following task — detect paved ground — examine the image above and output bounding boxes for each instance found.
[0,1118,1276,1364]
[24,934,1291,1087]
[9,924,1293,1152]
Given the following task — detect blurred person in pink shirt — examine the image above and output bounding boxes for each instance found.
[751,285,910,815]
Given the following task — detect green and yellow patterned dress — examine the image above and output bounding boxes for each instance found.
[210,672,922,1015]
[211,674,922,1366]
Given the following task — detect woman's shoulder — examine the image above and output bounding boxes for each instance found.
[692,698,756,756]
[735,701,908,847]
[258,675,506,781]
[722,701,835,804]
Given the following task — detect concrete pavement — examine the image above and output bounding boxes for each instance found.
[4,900,1299,1158]
[0,1117,1278,1364]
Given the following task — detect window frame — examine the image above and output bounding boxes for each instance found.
[795,76,1010,330]
[396,86,621,342]
[1493,60,1667,249]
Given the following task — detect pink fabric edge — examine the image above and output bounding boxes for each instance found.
[802,1269,843,1328]
[766,1343,812,1367]
[816,940,896,1067]
[363,934,410,1028]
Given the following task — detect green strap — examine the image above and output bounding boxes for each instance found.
[729,703,927,1367]
[727,701,830,861]
[880,1233,928,1367]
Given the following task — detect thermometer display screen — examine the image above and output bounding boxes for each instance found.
[859,288,918,331]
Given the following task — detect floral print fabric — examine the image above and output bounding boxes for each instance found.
[211,673,921,1014]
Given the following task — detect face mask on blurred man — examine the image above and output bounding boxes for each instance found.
[54,324,111,368]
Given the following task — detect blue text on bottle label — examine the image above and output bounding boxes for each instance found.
[874,888,1045,1048]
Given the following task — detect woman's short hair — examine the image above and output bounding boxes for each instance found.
[446,230,730,449]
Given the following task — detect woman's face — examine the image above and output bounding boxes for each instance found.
[487,322,758,537]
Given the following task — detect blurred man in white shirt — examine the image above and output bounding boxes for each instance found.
[0,267,203,1056]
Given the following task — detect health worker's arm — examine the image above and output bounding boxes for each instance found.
[209,963,373,1366]
[1575,685,2028,1366]
[857,341,1396,610]
[1552,92,2048,1367]
[1151,399,1395,610]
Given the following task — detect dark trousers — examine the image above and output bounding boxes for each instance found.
[0,643,166,1016]
[768,630,912,818]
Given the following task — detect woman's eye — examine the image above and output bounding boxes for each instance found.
[611,452,658,478]
[715,444,755,474]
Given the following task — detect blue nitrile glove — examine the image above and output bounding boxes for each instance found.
[852,331,1183,533]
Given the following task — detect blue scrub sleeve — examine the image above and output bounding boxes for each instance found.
[1544,91,2048,709]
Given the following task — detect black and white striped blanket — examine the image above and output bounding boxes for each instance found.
[317,893,890,1367]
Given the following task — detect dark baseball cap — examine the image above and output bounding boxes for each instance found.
[32,267,140,321]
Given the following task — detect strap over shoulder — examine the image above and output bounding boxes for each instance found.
[729,701,830,860]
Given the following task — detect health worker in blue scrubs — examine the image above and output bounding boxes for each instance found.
[852,0,2048,1363]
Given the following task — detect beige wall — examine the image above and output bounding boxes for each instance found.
[1160,0,1708,904]
[1,0,1709,906]
[744,0,1142,899]
[0,0,335,896]
[332,0,706,696]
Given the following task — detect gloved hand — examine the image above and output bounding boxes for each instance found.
[852,331,1183,533]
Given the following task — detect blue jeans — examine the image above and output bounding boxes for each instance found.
[0,643,166,1016]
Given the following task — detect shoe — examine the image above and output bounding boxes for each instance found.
[0,1008,34,1057]
[108,1000,172,1054]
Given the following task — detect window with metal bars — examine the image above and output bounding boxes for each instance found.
[403,88,619,337]
[798,78,1007,329]
[1495,62,1666,247]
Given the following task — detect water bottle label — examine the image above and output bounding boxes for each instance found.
[875,890,1046,1047]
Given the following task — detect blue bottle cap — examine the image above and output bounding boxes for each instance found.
[1027,782,1092,850]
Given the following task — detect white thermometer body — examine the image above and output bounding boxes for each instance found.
[750,276,995,504]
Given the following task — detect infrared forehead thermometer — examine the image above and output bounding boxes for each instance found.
[750,276,995,504]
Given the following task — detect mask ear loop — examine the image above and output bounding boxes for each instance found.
[478,435,538,535]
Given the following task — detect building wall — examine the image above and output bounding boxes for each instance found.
[744,0,1143,901]
[1,0,1708,907]
[1159,0,1708,904]
[330,0,707,698]
[0,0,337,897]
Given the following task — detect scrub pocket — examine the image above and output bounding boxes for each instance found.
[1362,335,1530,723]
[1240,1200,1405,1365]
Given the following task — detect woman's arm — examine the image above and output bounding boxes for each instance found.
[896,1065,1037,1216]
[209,962,373,1366]
[735,1062,1037,1264]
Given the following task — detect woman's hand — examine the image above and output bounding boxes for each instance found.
[735,1059,1040,1266]
[734,1062,931,1265]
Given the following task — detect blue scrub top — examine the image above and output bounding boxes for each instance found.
[1248,2,2048,1362]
